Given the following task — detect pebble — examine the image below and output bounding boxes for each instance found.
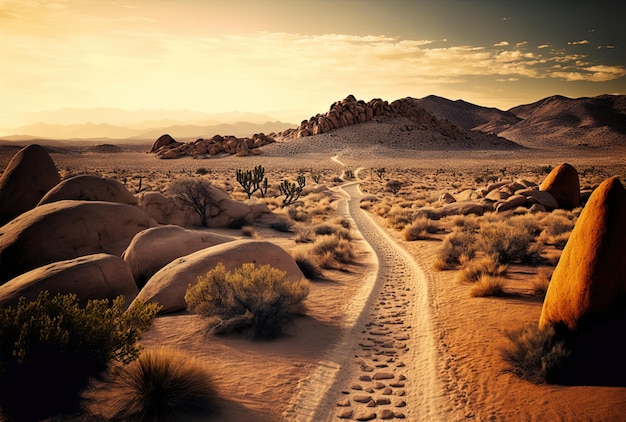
[337,409,353,419]
[351,383,363,390]
[353,395,373,403]
[395,400,407,407]
[382,387,393,395]
[376,398,391,405]
[380,409,395,420]
[360,375,372,382]
[366,399,377,407]
[337,398,351,407]
[389,382,405,388]
[373,372,395,380]
[355,412,377,421]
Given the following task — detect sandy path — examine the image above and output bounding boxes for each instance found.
[288,180,444,421]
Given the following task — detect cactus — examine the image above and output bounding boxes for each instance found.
[236,164,265,199]
[259,177,269,198]
[279,174,306,206]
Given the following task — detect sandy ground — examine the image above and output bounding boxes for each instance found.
[1,129,626,421]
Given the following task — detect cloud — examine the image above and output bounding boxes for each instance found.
[516,41,528,48]
[568,40,589,45]
[493,41,509,47]
[537,44,550,49]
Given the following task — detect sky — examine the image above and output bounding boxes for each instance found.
[1,0,625,128]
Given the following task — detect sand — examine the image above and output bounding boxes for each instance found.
[1,129,625,421]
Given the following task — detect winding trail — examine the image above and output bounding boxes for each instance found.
[285,168,443,420]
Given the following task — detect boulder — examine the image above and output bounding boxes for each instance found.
[438,192,456,204]
[486,189,511,201]
[122,225,233,287]
[440,201,486,217]
[131,239,305,313]
[517,188,559,210]
[495,194,528,212]
[150,134,178,153]
[0,254,138,308]
[136,191,200,226]
[38,175,137,206]
[0,145,60,224]
[0,200,157,283]
[539,177,626,329]
[540,163,580,209]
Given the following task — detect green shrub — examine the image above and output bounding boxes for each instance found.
[92,347,216,421]
[0,292,159,421]
[499,324,570,384]
[185,263,309,340]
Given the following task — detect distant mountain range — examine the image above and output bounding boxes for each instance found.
[1,95,624,149]
[413,94,626,148]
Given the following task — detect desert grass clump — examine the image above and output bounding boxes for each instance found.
[469,274,506,297]
[185,262,309,340]
[286,205,309,222]
[531,267,553,297]
[92,348,217,421]
[499,324,570,384]
[402,216,440,241]
[293,251,322,280]
[240,225,257,238]
[456,255,508,284]
[0,292,159,421]
[270,218,293,233]
[312,234,355,269]
[436,228,478,269]
[478,222,544,264]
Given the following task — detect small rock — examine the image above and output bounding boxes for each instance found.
[398,375,407,381]
[380,409,395,420]
[355,412,377,421]
[366,399,377,407]
[395,400,407,407]
[374,382,386,389]
[373,372,395,380]
[360,375,372,382]
[396,390,406,396]
[338,409,353,419]
[353,395,373,403]
[337,399,351,407]
[351,383,363,390]
[395,413,406,419]
[361,365,374,372]
[382,387,393,395]
[376,398,391,405]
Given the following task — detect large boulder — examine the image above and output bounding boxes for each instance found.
[0,254,138,308]
[122,225,234,287]
[38,175,137,206]
[517,188,559,210]
[150,134,178,153]
[0,145,60,224]
[440,201,486,217]
[539,177,626,330]
[0,200,157,283]
[131,239,305,313]
[539,163,580,209]
[136,191,200,226]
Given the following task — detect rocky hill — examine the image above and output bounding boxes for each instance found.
[280,95,522,150]
[413,94,626,149]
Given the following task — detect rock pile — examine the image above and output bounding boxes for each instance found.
[284,95,500,144]
[150,132,276,159]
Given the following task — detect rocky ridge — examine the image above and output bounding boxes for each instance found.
[150,132,276,159]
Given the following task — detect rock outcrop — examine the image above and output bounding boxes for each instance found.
[540,163,580,209]
[150,133,275,159]
[0,144,60,224]
[122,225,234,287]
[539,177,626,329]
[131,239,304,313]
[38,175,137,206]
[0,200,157,283]
[0,254,138,308]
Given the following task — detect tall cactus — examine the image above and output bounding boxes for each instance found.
[236,164,265,199]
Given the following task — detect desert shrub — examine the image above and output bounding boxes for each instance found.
[507,214,543,237]
[332,216,352,230]
[540,213,575,236]
[456,255,508,284]
[0,292,159,421]
[286,205,309,222]
[531,267,553,297]
[185,263,309,340]
[314,222,339,236]
[386,179,403,195]
[91,347,216,421]
[469,275,506,297]
[270,218,293,232]
[436,228,478,269]
[478,222,544,264]
[450,214,479,231]
[402,217,440,241]
[387,205,413,230]
[294,228,314,243]
[311,234,355,268]
[293,251,322,280]
[499,324,570,384]
[169,177,214,226]
[413,207,442,221]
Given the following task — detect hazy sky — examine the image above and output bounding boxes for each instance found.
[1,0,625,126]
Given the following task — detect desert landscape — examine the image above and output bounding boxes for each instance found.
[0,92,625,421]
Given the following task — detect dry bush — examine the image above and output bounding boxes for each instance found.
[531,267,553,297]
[469,275,506,297]
[269,218,293,233]
[293,251,322,280]
[456,255,508,284]
[540,213,575,236]
[240,226,257,238]
[387,204,414,230]
[450,214,480,231]
[294,228,314,243]
[91,347,217,421]
[185,263,309,340]
[312,234,355,269]
[507,214,543,237]
[478,221,544,264]
[402,217,440,241]
[331,216,352,230]
[286,205,309,222]
[436,228,478,269]
[372,202,391,217]
[499,324,570,384]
